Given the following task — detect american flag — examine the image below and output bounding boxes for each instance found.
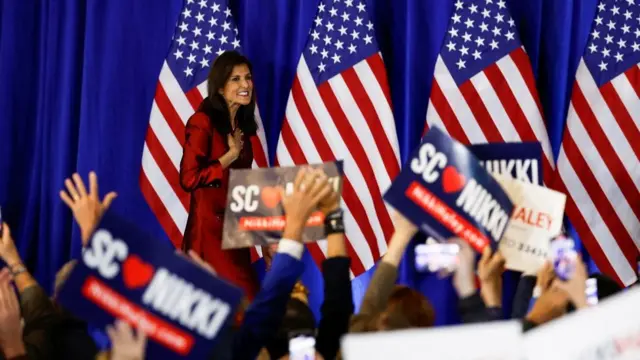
[140,0,269,249]
[275,0,401,276]
[555,0,640,286]
[424,0,554,184]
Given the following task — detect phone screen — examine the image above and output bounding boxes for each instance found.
[415,243,460,273]
[549,235,578,281]
[289,336,315,360]
[586,278,598,306]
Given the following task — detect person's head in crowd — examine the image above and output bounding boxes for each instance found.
[349,306,413,333]
[205,50,257,136]
[385,285,436,328]
[372,307,414,331]
[265,297,317,359]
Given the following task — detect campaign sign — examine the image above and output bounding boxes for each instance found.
[342,320,524,360]
[495,174,566,274]
[384,127,514,252]
[222,161,343,249]
[468,142,543,185]
[57,212,243,359]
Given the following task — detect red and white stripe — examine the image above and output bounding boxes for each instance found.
[140,62,269,250]
[555,60,640,286]
[275,54,401,277]
[425,47,555,184]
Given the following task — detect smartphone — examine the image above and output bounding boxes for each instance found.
[549,235,578,281]
[289,335,315,360]
[415,243,460,273]
[586,278,598,306]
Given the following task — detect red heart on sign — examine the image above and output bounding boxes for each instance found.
[442,166,466,193]
[261,186,282,209]
[122,255,155,289]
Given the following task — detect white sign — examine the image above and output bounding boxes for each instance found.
[525,287,640,360]
[495,175,566,274]
[341,320,523,360]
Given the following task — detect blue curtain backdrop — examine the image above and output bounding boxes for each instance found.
[0,0,600,325]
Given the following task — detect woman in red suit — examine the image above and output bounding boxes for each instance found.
[179,51,259,300]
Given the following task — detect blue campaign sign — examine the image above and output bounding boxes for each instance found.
[56,212,243,359]
[468,142,543,185]
[385,127,514,252]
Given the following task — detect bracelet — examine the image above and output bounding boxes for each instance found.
[9,263,27,277]
[324,209,345,235]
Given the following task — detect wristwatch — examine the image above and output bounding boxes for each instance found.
[324,209,345,235]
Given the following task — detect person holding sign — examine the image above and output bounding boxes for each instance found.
[179,51,261,299]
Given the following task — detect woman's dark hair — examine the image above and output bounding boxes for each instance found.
[385,285,436,328]
[199,50,257,136]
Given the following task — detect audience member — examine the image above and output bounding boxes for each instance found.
[0,167,628,360]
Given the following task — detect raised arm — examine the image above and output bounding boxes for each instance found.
[350,212,417,331]
[233,168,336,360]
[315,174,353,360]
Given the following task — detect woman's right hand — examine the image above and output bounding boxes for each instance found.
[227,129,244,159]
[59,172,117,246]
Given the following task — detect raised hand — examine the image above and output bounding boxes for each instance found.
[451,238,477,298]
[227,129,244,158]
[281,168,334,241]
[381,211,418,267]
[317,173,340,215]
[552,255,588,309]
[477,247,506,307]
[390,211,418,239]
[106,320,147,360]
[59,172,117,246]
[0,224,21,266]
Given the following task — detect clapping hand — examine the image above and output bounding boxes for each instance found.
[281,168,334,241]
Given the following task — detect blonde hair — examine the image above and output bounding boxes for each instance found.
[256,347,271,360]
[290,281,309,304]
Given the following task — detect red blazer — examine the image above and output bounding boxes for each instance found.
[179,109,259,300]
